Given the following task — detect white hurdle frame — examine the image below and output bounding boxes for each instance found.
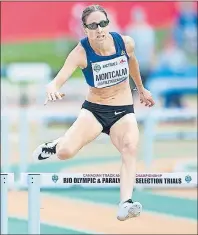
[28,174,41,234]
[1,115,10,173]
[1,172,197,235]
[1,174,8,235]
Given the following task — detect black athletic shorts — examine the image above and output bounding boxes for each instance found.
[81,100,134,135]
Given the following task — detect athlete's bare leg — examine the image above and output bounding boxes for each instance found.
[110,113,139,201]
[33,109,103,161]
[110,113,142,220]
[56,109,103,159]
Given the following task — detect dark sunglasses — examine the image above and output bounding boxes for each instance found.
[84,19,109,30]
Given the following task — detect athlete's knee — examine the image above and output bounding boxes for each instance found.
[121,143,137,164]
[56,146,75,160]
[122,142,137,156]
[121,132,139,157]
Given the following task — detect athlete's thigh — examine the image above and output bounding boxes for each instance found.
[109,113,139,151]
[62,108,103,150]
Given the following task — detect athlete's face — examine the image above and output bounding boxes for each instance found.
[84,11,110,42]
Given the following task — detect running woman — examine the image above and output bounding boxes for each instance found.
[33,4,155,221]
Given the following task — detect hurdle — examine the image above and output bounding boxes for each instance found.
[1,172,197,234]
[1,173,14,234]
[25,171,197,235]
[142,108,197,168]
[0,173,41,234]
[1,62,52,175]
[143,74,197,169]
[1,114,10,173]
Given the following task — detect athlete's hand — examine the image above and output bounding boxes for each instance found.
[44,82,65,105]
[138,88,155,107]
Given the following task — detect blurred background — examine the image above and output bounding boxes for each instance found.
[1,1,197,234]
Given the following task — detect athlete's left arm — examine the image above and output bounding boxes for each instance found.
[122,35,155,107]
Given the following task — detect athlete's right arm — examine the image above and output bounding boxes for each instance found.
[45,43,86,104]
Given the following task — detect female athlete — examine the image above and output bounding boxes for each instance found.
[33,4,155,221]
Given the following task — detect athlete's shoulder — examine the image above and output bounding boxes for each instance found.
[121,35,135,57]
[69,42,87,68]
[72,42,85,53]
[121,35,135,48]
[70,42,86,58]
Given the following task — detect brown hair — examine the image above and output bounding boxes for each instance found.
[81,5,108,26]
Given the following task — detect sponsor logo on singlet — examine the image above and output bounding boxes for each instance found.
[91,55,129,88]
[93,64,102,73]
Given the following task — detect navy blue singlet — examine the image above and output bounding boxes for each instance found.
[80,32,130,88]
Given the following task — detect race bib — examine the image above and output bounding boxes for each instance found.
[91,55,129,88]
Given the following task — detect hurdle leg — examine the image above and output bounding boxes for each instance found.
[1,174,8,234]
[19,107,29,173]
[28,174,41,234]
[1,115,10,173]
[143,111,157,169]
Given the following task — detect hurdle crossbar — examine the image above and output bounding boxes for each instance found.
[23,172,198,189]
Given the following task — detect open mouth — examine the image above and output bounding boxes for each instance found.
[97,35,105,39]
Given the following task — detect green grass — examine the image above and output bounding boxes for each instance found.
[1,29,170,79]
[1,28,196,79]
[1,38,83,78]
